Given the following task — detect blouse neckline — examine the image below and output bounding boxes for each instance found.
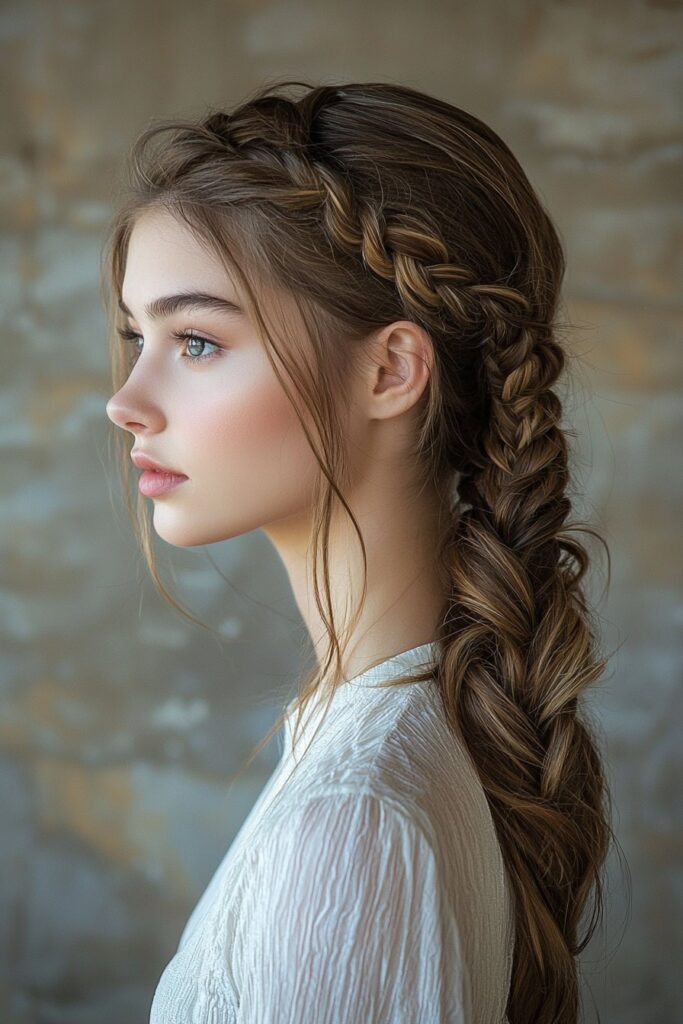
[285,640,441,729]
[343,640,441,688]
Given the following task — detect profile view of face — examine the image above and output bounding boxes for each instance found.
[105,209,321,548]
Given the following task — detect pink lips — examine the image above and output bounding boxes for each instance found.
[131,450,188,497]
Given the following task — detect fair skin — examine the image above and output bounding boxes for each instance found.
[106,208,449,682]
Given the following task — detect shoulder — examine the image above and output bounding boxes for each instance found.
[244,787,442,903]
[276,686,490,854]
[259,788,436,859]
[238,788,450,954]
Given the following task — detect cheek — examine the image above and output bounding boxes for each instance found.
[186,368,319,499]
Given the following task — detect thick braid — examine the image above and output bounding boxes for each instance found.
[439,284,605,999]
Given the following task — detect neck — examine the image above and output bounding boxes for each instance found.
[262,473,449,683]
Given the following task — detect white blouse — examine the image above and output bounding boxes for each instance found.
[149,641,514,1023]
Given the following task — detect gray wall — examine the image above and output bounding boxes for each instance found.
[1,1,681,1021]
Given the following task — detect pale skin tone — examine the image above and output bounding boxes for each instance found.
[106,208,449,683]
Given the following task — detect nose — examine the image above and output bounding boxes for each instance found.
[106,392,142,433]
[106,383,163,435]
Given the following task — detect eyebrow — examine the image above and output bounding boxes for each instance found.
[117,291,245,321]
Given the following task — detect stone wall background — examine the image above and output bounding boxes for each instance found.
[1,1,681,1021]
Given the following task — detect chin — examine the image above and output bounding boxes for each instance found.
[151,508,247,548]
[153,528,207,548]
[151,510,213,548]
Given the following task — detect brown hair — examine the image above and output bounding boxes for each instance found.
[102,79,615,1023]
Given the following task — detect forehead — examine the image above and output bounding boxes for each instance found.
[121,208,236,301]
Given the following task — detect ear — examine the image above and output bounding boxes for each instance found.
[363,320,434,420]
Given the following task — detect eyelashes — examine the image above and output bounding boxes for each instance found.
[116,326,222,366]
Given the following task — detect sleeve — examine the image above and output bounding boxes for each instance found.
[234,791,466,1023]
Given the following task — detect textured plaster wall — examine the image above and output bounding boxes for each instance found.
[1,1,681,1022]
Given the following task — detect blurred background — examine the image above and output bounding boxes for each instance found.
[1,1,681,1021]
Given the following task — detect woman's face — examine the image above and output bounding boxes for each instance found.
[105,208,320,548]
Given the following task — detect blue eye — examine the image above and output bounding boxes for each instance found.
[116,327,222,366]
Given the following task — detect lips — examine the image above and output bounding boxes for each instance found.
[131,450,188,477]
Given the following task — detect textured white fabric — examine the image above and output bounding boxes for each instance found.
[149,642,514,1023]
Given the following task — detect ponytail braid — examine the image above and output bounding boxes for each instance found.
[439,299,611,1022]
[107,79,614,1024]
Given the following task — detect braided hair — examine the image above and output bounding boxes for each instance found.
[104,79,614,1024]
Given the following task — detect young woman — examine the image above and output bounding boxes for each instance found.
[104,79,613,1024]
